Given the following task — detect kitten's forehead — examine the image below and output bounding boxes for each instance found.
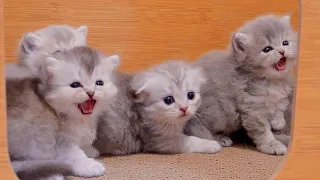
[149,61,201,91]
[239,15,292,42]
[53,46,103,75]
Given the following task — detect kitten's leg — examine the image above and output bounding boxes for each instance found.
[270,111,286,131]
[182,135,221,153]
[39,174,65,180]
[81,146,100,158]
[274,133,291,147]
[212,134,233,147]
[185,121,233,147]
[56,146,105,177]
[242,115,287,155]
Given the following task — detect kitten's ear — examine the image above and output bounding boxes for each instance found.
[76,25,88,37]
[103,55,120,70]
[280,15,291,25]
[20,33,42,54]
[190,67,207,85]
[232,33,249,61]
[39,57,60,80]
[133,84,150,103]
[131,72,150,103]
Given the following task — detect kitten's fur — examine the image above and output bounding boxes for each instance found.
[93,61,221,156]
[7,46,119,179]
[6,24,88,78]
[185,14,297,155]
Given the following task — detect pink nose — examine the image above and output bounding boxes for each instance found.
[86,92,94,98]
[279,51,285,56]
[180,107,188,113]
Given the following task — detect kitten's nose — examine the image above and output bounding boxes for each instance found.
[179,107,188,113]
[86,92,94,98]
[279,51,285,56]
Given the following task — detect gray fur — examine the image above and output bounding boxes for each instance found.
[7,46,120,179]
[6,24,88,79]
[12,160,72,180]
[93,60,222,156]
[185,14,297,155]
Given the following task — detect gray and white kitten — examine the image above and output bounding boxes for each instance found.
[93,60,221,156]
[6,24,88,78]
[185,14,297,155]
[7,46,119,180]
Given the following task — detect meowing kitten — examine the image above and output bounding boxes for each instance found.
[185,14,297,155]
[6,24,88,78]
[93,60,221,156]
[7,46,120,179]
[233,14,297,155]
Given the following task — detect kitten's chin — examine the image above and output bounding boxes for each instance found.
[77,99,96,115]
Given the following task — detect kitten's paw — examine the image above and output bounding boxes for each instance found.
[257,140,287,155]
[271,118,286,131]
[82,146,100,158]
[215,135,233,147]
[41,174,65,180]
[196,139,222,153]
[72,158,106,177]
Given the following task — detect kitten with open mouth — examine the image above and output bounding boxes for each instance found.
[7,46,120,180]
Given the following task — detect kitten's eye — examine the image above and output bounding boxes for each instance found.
[187,92,195,100]
[263,46,273,53]
[163,96,175,105]
[70,82,82,88]
[282,41,289,46]
[96,80,104,86]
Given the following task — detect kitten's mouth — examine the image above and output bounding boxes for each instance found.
[273,57,287,71]
[78,99,96,115]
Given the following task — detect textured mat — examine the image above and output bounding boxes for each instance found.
[67,145,284,180]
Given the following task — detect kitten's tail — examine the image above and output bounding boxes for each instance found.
[11,160,73,180]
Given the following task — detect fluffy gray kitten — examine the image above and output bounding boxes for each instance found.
[92,60,221,156]
[6,24,88,78]
[185,14,297,155]
[7,46,120,180]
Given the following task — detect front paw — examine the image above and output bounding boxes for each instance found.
[215,135,233,147]
[72,158,106,177]
[271,117,286,131]
[199,140,222,153]
[257,140,287,155]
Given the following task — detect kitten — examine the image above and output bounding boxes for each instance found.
[7,46,120,179]
[6,24,88,78]
[185,14,297,155]
[93,60,221,156]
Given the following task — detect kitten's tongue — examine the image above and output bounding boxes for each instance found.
[273,57,286,71]
[78,99,96,115]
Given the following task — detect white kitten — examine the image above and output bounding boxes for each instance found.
[7,46,119,179]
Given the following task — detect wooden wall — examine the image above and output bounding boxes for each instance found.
[3,0,299,72]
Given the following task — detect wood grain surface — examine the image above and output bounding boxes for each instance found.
[0,0,319,179]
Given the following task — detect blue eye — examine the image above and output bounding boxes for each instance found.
[282,41,289,46]
[96,80,104,86]
[187,92,195,100]
[163,96,175,105]
[70,82,82,88]
[263,46,273,53]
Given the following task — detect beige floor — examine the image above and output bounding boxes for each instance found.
[68,145,284,180]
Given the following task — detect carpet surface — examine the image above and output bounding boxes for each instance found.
[67,145,284,180]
